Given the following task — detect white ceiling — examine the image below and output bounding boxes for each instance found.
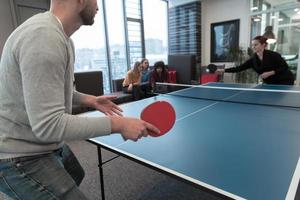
[264,0,300,19]
[266,0,295,6]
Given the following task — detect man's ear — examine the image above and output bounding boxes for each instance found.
[77,0,87,10]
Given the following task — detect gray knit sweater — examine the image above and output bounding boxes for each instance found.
[0,12,111,159]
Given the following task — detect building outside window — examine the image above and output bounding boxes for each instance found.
[72,0,110,93]
[125,0,144,66]
[105,0,128,82]
[143,0,168,66]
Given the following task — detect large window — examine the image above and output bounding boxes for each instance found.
[72,0,110,93]
[125,0,144,66]
[72,0,169,92]
[143,0,168,65]
[105,0,128,80]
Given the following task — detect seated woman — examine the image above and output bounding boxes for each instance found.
[141,58,151,83]
[140,58,152,96]
[150,61,169,92]
[217,35,294,85]
[122,61,143,100]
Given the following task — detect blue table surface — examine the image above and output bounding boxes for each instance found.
[205,82,300,91]
[86,83,300,200]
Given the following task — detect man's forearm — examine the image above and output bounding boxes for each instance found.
[73,90,96,108]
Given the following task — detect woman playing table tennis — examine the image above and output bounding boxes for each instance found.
[217,35,295,85]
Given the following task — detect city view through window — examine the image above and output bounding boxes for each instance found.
[72,0,168,93]
[143,0,168,66]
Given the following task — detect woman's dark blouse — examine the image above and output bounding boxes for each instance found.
[225,49,294,84]
[150,71,169,84]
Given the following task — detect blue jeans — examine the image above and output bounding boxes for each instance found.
[0,144,88,200]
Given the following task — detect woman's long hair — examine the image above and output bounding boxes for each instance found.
[152,61,168,82]
[140,58,148,65]
[131,61,141,80]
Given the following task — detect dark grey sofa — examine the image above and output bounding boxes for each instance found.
[111,78,133,104]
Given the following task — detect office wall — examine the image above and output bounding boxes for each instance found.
[0,0,16,58]
[201,0,251,66]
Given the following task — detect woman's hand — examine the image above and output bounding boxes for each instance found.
[260,71,275,79]
[93,95,123,116]
[128,84,133,91]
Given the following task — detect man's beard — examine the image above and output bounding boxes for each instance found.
[79,5,96,25]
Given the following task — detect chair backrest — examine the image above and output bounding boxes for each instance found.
[74,71,103,96]
[200,64,225,74]
[167,70,177,83]
[199,64,225,84]
[200,74,220,84]
[112,78,124,92]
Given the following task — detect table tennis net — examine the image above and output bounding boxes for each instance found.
[152,83,300,108]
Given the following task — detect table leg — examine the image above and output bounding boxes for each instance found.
[97,146,105,200]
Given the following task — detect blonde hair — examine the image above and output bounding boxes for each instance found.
[131,61,141,80]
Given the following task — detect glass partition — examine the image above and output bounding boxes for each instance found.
[250,0,300,84]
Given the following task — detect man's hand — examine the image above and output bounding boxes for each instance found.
[110,116,160,141]
[93,95,123,116]
[260,71,275,79]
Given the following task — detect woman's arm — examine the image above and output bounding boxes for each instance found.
[122,71,132,87]
[225,58,253,73]
[132,72,142,85]
[260,52,289,80]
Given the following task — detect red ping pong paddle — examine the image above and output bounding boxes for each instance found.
[140,101,176,137]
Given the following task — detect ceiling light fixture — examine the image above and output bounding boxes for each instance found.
[263,26,276,44]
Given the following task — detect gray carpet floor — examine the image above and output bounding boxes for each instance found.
[67,140,224,200]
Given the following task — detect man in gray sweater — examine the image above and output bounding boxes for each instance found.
[0,0,159,199]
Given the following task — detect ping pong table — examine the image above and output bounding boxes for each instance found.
[85,82,300,200]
